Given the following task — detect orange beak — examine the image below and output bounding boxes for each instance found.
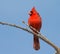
[29,11,33,16]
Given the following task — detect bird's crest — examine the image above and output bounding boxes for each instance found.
[29,7,38,16]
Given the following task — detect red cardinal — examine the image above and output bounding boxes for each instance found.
[28,7,42,50]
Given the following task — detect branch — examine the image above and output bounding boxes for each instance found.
[0,22,32,33]
[22,21,60,54]
[0,21,60,54]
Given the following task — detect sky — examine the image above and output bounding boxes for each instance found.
[0,0,60,54]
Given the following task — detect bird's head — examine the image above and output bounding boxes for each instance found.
[29,7,38,16]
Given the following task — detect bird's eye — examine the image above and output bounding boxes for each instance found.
[30,11,33,14]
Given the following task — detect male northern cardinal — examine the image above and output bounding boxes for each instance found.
[28,7,42,50]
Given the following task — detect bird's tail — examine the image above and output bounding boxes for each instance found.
[33,35,40,50]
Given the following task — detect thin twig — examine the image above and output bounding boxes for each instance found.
[0,22,32,33]
[0,21,60,54]
[22,21,60,54]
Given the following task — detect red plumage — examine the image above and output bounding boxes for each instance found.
[28,7,42,50]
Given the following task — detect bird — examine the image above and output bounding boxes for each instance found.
[28,7,42,50]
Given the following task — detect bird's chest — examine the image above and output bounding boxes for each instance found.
[30,19,40,25]
[29,19,41,29]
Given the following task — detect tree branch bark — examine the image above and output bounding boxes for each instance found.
[0,21,60,54]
